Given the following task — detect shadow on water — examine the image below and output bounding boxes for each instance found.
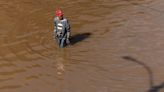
[148,82,164,92]
[70,32,91,45]
[122,56,164,92]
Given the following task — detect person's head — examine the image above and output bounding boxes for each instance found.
[55,9,63,20]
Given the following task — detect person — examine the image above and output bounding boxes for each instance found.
[54,9,71,48]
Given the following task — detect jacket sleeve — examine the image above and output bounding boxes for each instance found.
[66,19,71,32]
[66,19,71,38]
[54,18,57,32]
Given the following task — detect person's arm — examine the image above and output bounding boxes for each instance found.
[66,19,71,39]
[54,18,57,33]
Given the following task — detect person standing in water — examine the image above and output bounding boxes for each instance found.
[54,9,71,48]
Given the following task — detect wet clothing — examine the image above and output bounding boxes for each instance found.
[54,17,71,47]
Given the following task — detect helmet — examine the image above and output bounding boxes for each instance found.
[55,9,63,17]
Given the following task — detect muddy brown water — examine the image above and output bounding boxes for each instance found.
[0,0,164,92]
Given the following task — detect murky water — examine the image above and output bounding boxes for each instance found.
[1,0,164,92]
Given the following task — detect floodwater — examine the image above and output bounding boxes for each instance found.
[0,0,164,92]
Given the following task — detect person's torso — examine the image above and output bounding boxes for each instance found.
[55,17,67,36]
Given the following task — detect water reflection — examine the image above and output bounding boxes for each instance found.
[56,57,65,75]
[55,49,70,79]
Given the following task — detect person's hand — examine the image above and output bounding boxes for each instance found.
[66,38,70,44]
[57,32,61,36]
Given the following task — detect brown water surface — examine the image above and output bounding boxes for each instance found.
[0,0,164,92]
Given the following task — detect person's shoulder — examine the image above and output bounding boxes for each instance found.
[54,17,59,21]
[63,17,69,22]
[63,17,67,20]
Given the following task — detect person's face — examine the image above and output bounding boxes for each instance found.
[59,15,63,20]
